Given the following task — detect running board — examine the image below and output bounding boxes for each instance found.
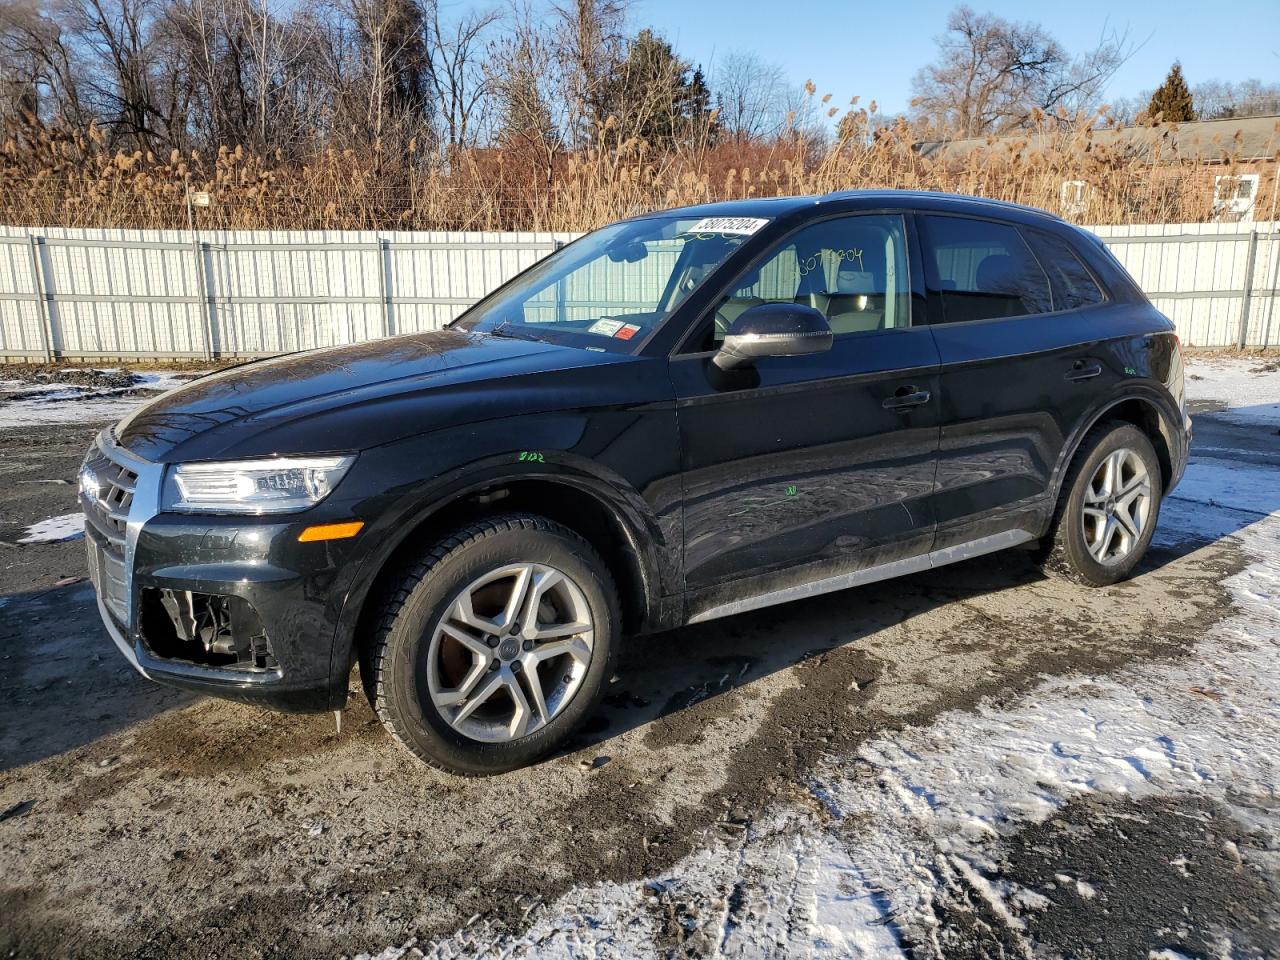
[687,529,1036,624]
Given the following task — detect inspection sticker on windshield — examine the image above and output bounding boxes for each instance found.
[686,217,770,236]
[613,323,641,341]
[588,319,625,336]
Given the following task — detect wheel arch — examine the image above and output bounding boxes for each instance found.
[1050,389,1181,505]
[329,465,671,707]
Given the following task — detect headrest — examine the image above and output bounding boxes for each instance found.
[835,265,876,295]
[975,254,1018,292]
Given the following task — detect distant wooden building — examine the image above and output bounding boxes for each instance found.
[916,115,1280,223]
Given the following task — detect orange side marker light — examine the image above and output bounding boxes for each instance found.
[298,521,365,543]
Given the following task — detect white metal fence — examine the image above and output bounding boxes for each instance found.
[1,221,1277,361]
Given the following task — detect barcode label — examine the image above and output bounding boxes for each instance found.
[686,217,770,236]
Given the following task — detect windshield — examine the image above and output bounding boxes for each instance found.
[455,215,767,351]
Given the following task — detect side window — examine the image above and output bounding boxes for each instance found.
[920,215,1052,323]
[698,214,911,349]
[1023,229,1106,310]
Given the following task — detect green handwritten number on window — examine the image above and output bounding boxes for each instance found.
[518,451,545,463]
[785,484,797,497]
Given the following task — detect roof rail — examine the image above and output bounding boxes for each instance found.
[818,189,1065,222]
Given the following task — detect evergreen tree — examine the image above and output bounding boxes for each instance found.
[1147,63,1196,122]
[602,29,712,149]
[685,66,718,144]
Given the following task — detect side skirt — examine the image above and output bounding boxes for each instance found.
[686,529,1035,625]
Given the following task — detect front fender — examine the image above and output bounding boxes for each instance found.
[322,413,680,708]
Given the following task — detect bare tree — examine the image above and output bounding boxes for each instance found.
[712,49,787,143]
[0,0,90,129]
[52,0,172,148]
[550,0,626,147]
[486,1,562,181]
[1193,77,1280,120]
[163,0,318,153]
[424,1,498,152]
[319,0,429,145]
[910,5,1131,138]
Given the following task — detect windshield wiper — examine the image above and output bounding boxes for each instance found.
[488,321,531,340]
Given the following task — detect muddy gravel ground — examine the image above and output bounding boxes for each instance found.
[0,398,1277,958]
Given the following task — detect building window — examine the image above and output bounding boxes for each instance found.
[1213,174,1260,222]
[1060,180,1088,217]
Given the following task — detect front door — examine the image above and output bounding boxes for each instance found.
[668,213,943,618]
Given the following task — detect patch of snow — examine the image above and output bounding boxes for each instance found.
[808,458,1280,946]
[1009,887,1050,912]
[0,371,198,428]
[16,513,85,544]
[1169,456,1279,524]
[1184,357,1280,427]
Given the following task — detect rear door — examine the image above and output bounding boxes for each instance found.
[915,213,1114,551]
[669,213,942,615]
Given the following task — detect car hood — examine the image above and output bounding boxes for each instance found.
[116,329,632,462]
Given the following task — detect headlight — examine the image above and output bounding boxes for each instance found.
[163,455,356,514]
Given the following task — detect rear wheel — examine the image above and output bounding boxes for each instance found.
[1039,422,1163,587]
[364,514,618,775]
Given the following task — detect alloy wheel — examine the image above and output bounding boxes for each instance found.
[1081,447,1152,565]
[426,562,594,743]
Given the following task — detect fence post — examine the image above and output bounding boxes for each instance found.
[376,237,392,337]
[553,239,566,323]
[1237,228,1260,350]
[26,236,54,363]
[186,235,216,363]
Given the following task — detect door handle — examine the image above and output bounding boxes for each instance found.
[1065,361,1103,382]
[882,386,931,411]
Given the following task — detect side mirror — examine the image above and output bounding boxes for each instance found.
[713,302,833,370]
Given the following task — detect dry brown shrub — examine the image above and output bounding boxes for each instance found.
[0,114,1275,231]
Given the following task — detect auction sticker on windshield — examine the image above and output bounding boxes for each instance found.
[588,319,625,336]
[685,217,770,236]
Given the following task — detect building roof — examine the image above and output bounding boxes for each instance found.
[916,114,1280,165]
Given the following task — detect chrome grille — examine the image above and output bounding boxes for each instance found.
[82,436,140,624]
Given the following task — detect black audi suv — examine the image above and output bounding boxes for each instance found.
[80,191,1191,774]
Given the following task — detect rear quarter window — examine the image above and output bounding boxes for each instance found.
[1023,229,1106,310]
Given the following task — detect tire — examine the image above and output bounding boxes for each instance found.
[363,514,619,775]
[1038,421,1163,587]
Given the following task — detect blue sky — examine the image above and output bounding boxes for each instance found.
[632,0,1280,116]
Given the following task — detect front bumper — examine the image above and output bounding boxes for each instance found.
[82,431,364,713]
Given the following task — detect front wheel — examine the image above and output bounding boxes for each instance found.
[1039,422,1163,587]
[363,514,619,775]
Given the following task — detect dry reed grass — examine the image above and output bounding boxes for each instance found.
[2,112,1277,231]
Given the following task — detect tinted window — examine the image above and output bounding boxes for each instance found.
[920,215,1052,323]
[1024,229,1105,310]
[696,214,911,349]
